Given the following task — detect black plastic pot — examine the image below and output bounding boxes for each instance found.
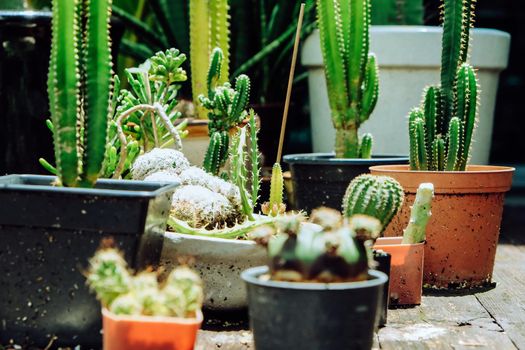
[242,266,388,350]
[373,250,392,327]
[0,175,177,348]
[283,153,409,212]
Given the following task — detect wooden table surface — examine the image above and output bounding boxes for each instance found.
[196,207,525,350]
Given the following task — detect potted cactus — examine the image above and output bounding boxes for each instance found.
[284,0,407,212]
[242,208,388,350]
[302,0,510,164]
[0,1,176,346]
[370,0,514,290]
[374,183,434,306]
[86,240,203,350]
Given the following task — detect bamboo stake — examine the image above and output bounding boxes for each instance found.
[276,3,305,164]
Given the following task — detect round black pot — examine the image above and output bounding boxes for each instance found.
[283,153,409,212]
[373,250,392,327]
[242,266,388,350]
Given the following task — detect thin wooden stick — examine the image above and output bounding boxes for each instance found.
[276,3,305,164]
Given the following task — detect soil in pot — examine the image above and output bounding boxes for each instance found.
[284,153,408,212]
[102,308,202,350]
[370,165,514,290]
[374,237,424,306]
[242,267,388,350]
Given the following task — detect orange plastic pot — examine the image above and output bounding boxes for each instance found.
[370,165,514,289]
[374,237,424,305]
[102,308,203,350]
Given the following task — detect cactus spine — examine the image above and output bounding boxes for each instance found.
[190,0,230,120]
[200,48,251,175]
[48,0,113,187]
[316,0,379,158]
[342,174,405,230]
[408,0,478,171]
[402,183,434,244]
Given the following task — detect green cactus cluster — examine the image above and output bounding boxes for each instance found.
[409,0,478,171]
[316,0,379,159]
[86,242,203,318]
[190,0,230,120]
[402,183,434,244]
[253,208,382,282]
[200,48,251,176]
[342,174,405,230]
[45,0,113,187]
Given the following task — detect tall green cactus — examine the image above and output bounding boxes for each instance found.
[316,0,379,159]
[47,0,113,187]
[190,0,230,120]
[262,163,286,217]
[408,0,478,171]
[342,174,405,229]
[200,48,251,175]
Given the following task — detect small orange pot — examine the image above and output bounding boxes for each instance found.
[374,237,424,305]
[102,308,203,350]
[370,165,514,289]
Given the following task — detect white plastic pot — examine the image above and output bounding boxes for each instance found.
[302,26,510,164]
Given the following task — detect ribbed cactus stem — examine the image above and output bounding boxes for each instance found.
[342,174,404,230]
[265,163,284,217]
[445,117,461,171]
[203,132,223,175]
[402,183,434,244]
[359,133,373,159]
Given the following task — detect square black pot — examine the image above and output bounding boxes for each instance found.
[0,175,177,347]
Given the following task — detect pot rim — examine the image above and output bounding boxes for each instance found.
[102,307,203,325]
[369,164,515,174]
[241,266,388,290]
[283,153,408,165]
[374,237,425,248]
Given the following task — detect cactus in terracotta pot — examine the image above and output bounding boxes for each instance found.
[253,208,382,282]
[342,174,405,229]
[402,183,434,244]
[408,0,478,171]
[316,0,379,158]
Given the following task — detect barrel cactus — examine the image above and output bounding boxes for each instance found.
[254,208,382,283]
[408,0,478,171]
[316,0,379,158]
[342,174,405,230]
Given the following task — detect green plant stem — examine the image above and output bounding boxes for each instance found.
[335,127,359,158]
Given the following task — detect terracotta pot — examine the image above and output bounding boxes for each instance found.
[102,308,203,350]
[374,237,424,305]
[370,165,514,289]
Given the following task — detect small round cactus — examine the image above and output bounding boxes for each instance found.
[131,148,190,180]
[342,174,405,230]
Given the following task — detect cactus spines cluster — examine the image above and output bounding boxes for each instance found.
[254,208,381,283]
[262,163,286,217]
[47,0,113,187]
[86,243,203,318]
[409,0,478,171]
[316,0,379,159]
[190,0,230,120]
[200,48,251,175]
[402,183,434,244]
[342,174,405,230]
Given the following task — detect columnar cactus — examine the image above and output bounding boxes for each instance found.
[190,0,230,120]
[408,0,478,171]
[262,163,286,217]
[47,0,113,187]
[316,0,379,158]
[200,48,251,175]
[342,174,405,229]
[86,242,203,318]
[254,208,381,282]
[402,183,434,244]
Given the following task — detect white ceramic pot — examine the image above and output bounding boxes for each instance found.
[302,26,511,164]
[161,232,267,310]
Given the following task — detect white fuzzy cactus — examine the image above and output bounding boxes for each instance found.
[131,148,190,180]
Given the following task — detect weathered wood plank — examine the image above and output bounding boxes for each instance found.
[475,244,525,349]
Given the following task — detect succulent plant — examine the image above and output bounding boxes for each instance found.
[402,183,434,244]
[254,208,381,283]
[316,0,379,159]
[86,242,203,318]
[408,0,478,171]
[262,163,286,217]
[199,48,251,175]
[342,174,405,230]
[44,0,113,187]
[191,0,231,120]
